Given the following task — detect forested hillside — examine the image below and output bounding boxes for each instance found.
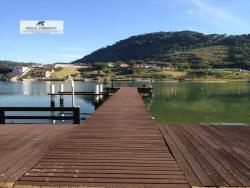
[74,31,250,69]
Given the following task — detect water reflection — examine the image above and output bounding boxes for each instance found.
[22,81,31,95]
[1,81,250,125]
[143,82,250,124]
[0,81,105,124]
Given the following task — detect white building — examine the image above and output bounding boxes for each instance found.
[54,63,72,68]
[107,63,114,67]
[45,69,54,78]
[12,66,29,75]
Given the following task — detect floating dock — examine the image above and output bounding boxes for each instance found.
[0,88,249,188]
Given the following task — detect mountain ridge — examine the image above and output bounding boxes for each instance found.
[73,31,250,69]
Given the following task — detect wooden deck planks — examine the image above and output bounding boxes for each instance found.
[160,124,250,187]
[186,125,250,186]
[0,125,75,183]
[15,88,188,188]
[1,87,249,188]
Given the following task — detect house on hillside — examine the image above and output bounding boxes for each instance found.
[160,65,177,70]
[107,63,114,67]
[12,66,29,75]
[54,63,76,68]
[45,70,54,79]
[134,64,158,69]
[119,63,130,68]
[145,64,158,69]
[74,63,91,68]
[54,63,90,69]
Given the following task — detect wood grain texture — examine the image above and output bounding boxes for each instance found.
[14,88,188,188]
[0,125,75,182]
[160,124,250,187]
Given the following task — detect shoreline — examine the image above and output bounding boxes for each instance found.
[1,77,249,83]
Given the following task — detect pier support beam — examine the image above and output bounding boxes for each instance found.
[0,110,5,124]
[60,83,64,123]
[71,79,75,107]
[73,106,80,124]
[60,83,64,109]
[111,79,114,88]
[95,84,100,94]
[99,84,103,99]
[50,84,56,124]
[99,84,103,93]
[50,84,55,108]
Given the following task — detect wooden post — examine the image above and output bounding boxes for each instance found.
[0,110,5,124]
[71,79,75,107]
[111,79,114,88]
[95,84,99,94]
[50,84,55,108]
[50,84,56,124]
[99,84,103,99]
[99,84,103,93]
[149,88,153,97]
[60,83,64,123]
[73,106,80,124]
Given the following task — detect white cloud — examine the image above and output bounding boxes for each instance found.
[185,0,248,28]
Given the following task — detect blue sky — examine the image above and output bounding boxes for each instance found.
[0,0,250,64]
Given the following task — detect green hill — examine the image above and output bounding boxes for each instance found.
[73,31,250,69]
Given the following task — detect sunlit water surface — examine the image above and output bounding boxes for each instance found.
[1,81,250,125]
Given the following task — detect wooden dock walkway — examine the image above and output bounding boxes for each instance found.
[0,87,249,188]
[14,88,188,188]
[0,125,75,185]
[160,124,250,187]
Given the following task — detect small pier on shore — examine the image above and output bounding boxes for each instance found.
[0,88,249,188]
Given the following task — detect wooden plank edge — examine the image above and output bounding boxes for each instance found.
[158,125,201,187]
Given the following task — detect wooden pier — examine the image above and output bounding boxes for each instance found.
[0,125,75,185]
[160,124,250,187]
[14,88,188,188]
[0,88,249,188]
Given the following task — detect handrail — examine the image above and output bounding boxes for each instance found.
[0,106,80,124]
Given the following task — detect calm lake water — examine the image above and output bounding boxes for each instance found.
[0,81,249,124]
[115,81,250,125]
[149,81,250,124]
[0,81,104,124]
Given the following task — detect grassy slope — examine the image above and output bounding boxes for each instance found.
[169,45,229,64]
[51,68,80,79]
